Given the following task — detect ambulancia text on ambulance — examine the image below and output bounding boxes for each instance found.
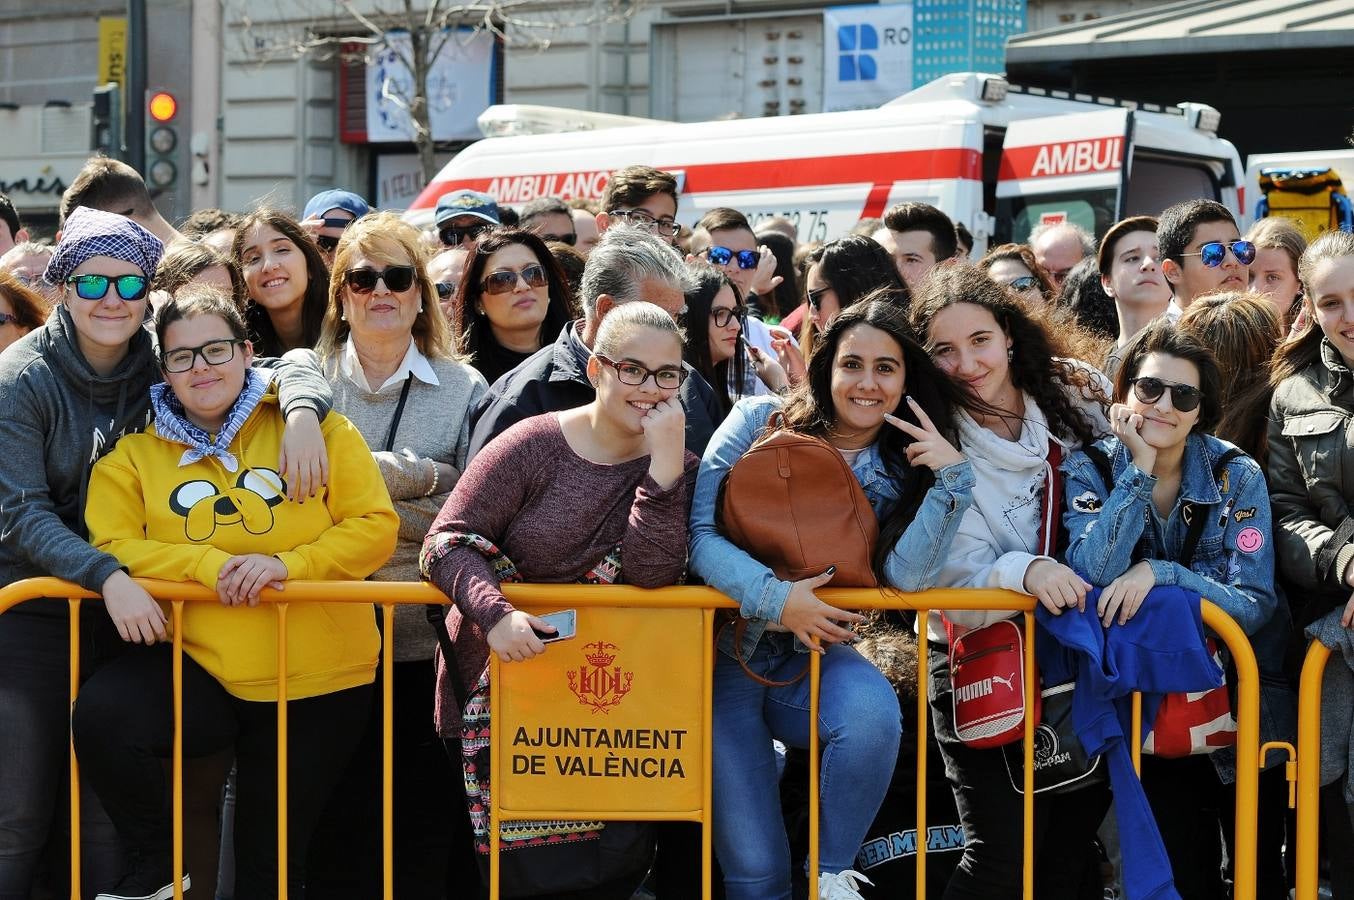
[406,72,1242,255]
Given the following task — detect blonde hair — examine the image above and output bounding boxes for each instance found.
[315,211,457,361]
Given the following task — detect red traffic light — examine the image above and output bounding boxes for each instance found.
[148,91,177,122]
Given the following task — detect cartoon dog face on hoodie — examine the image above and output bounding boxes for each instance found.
[168,468,287,542]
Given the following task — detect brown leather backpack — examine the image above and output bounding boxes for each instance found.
[717,413,879,588]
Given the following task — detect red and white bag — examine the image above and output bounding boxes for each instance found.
[1143,638,1237,758]
[944,442,1063,749]
[948,618,1040,748]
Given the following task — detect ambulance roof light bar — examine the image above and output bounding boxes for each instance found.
[1006,83,1183,117]
[477,104,669,138]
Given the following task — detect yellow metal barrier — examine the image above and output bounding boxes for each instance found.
[0,578,1267,899]
[1295,638,1334,900]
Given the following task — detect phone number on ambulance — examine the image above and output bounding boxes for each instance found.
[747,209,830,243]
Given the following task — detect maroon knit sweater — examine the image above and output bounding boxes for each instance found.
[425,412,697,733]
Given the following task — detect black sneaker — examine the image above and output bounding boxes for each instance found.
[95,853,191,900]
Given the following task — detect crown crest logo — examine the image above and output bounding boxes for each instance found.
[568,641,632,714]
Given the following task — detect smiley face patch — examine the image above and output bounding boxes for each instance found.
[1235,526,1265,554]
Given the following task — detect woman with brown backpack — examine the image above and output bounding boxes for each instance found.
[688,296,981,900]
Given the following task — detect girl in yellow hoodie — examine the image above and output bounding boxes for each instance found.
[74,284,398,900]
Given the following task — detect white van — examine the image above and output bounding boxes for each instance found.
[407,72,1242,255]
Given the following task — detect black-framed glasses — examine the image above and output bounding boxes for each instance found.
[345,265,417,294]
[1131,376,1204,412]
[66,273,149,302]
[540,232,577,246]
[316,235,340,253]
[435,281,457,300]
[807,286,831,310]
[1007,275,1040,292]
[594,354,688,390]
[161,339,244,374]
[481,264,548,295]
[706,246,759,270]
[710,305,747,328]
[1179,240,1256,268]
[610,208,681,238]
[439,224,490,247]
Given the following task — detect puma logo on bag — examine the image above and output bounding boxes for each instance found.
[991,673,1015,692]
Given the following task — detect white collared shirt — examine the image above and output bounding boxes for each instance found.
[340,338,441,394]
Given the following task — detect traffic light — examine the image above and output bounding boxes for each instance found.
[92,83,122,158]
[144,88,178,196]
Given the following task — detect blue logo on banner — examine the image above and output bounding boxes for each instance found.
[837,24,879,81]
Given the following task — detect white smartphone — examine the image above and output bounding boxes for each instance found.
[533,609,577,643]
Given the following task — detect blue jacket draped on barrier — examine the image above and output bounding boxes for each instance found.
[1036,585,1222,900]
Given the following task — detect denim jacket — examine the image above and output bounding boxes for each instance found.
[1064,432,1278,635]
[689,395,976,660]
[1063,432,1295,775]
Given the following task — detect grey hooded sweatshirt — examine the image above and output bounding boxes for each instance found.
[0,306,331,620]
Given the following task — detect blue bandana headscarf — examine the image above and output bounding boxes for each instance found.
[150,368,269,472]
[45,207,164,288]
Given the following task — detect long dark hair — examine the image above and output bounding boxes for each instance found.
[1113,319,1223,434]
[779,294,981,578]
[683,262,747,417]
[756,230,800,319]
[452,228,574,361]
[909,265,1108,446]
[232,207,330,356]
[799,234,906,354]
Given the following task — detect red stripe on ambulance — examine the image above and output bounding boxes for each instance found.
[999,137,1124,182]
[410,148,981,211]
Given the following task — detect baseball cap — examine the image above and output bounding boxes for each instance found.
[435,189,500,227]
[303,189,370,222]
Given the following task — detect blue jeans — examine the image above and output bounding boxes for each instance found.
[0,608,124,900]
[712,634,901,900]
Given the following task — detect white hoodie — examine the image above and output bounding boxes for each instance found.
[927,373,1110,644]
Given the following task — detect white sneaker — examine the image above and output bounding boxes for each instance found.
[818,869,873,899]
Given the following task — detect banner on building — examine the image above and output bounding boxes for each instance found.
[366,28,495,144]
[822,4,913,113]
[98,17,127,93]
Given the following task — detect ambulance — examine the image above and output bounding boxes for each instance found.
[406,72,1243,254]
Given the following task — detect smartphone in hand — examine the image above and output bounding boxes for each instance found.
[532,609,577,643]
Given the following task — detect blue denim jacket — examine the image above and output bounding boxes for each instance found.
[690,395,976,660]
[1063,433,1295,775]
[1064,433,1278,635]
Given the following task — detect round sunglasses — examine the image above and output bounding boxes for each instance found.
[1130,376,1203,412]
[1178,240,1256,268]
[481,264,548,295]
[345,265,417,294]
[66,273,149,302]
[1006,275,1041,292]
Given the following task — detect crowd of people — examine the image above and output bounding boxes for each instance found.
[0,152,1350,900]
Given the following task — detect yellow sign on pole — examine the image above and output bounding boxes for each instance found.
[98,17,128,93]
[495,607,707,815]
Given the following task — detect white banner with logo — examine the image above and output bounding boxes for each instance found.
[822,4,913,113]
[366,28,495,143]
